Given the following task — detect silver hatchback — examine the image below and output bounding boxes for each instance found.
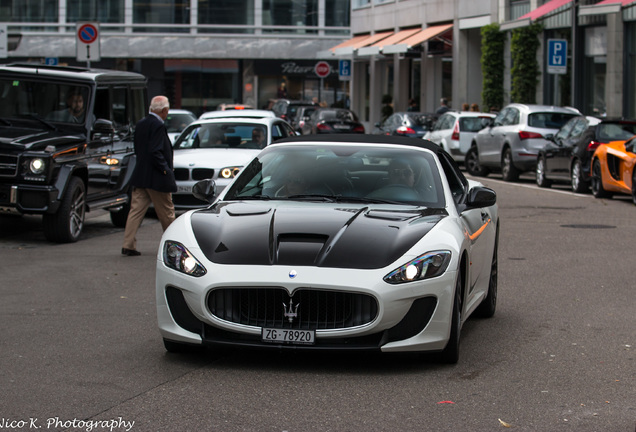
[466,104,579,181]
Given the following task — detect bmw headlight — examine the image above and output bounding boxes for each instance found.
[384,251,451,284]
[220,166,242,179]
[163,241,207,277]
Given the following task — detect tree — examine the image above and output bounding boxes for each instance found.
[510,23,543,104]
[481,24,505,112]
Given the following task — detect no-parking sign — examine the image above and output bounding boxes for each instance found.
[76,22,100,63]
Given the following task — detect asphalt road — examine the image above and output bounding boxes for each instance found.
[0,176,634,432]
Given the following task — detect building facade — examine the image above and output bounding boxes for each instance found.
[0,0,351,116]
[2,0,636,125]
[326,0,636,130]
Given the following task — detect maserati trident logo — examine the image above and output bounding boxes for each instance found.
[283,298,299,323]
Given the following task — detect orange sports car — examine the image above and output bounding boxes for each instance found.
[590,135,636,204]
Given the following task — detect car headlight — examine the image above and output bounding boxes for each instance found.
[384,251,451,284]
[220,166,242,179]
[163,241,207,277]
[29,158,47,175]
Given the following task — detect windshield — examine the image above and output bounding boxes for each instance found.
[0,78,91,125]
[318,109,357,122]
[597,122,636,141]
[174,122,268,150]
[223,144,445,207]
[459,116,491,132]
[165,112,196,133]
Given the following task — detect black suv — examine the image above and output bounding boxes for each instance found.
[0,63,148,242]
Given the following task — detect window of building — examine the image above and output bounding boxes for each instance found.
[352,0,370,9]
[0,0,57,24]
[133,0,189,33]
[509,0,530,21]
[262,0,318,34]
[198,0,255,34]
[67,0,124,24]
[325,0,349,35]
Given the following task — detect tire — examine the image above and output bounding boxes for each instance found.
[42,176,86,243]
[437,274,463,364]
[535,156,552,188]
[501,147,520,182]
[109,190,131,228]
[465,145,490,177]
[571,159,589,194]
[475,226,498,318]
[591,159,612,199]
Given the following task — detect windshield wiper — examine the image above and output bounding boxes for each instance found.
[285,194,337,202]
[231,194,272,200]
[28,115,58,131]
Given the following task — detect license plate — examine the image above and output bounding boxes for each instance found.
[262,328,315,345]
[177,185,191,193]
[333,124,350,130]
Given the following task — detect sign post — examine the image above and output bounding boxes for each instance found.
[0,24,7,59]
[76,22,100,67]
[315,61,331,104]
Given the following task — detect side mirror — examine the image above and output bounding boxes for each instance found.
[193,179,217,203]
[465,186,496,209]
[90,119,115,141]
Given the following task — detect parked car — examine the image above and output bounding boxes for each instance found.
[156,134,499,364]
[424,111,495,163]
[302,108,365,134]
[171,116,296,210]
[590,135,636,203]
[535,117,636,192]
[466,104,580,181]
[166,109,197,143]
[271,99,318,123]
[373,112,437,138]
[291,105,318,134]
[0,63,148,242]
[199,109,276,120]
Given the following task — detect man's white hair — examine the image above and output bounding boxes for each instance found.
[150,95,169,112]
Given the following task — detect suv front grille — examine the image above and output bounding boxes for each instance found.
[173,168,215,181]
[208,287,378,330]
[0,154,18,177]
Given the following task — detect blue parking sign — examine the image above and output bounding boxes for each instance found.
[339,59,351,81]
[547,39,567,75]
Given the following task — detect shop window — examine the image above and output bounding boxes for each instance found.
[198,0,255,34]
[325,0,350,35]
[352,0,370,9]
[0,0,57,29]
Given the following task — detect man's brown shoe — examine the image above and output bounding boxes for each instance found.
[121,248,141,256]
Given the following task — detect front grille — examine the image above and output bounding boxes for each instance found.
[192,168,214,180]
[0,154,18,177]
[174,168,189,181]
[208,287,378,330]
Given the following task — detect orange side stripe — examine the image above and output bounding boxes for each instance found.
[468,219,491,241]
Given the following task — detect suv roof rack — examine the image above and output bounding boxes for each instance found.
[6,63,91,73]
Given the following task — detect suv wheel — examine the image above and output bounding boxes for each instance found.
[536,156,552,188]
[43,176,86,243]
[465,146,490,177]
[501,148,520,182]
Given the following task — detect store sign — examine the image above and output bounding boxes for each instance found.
[254,60,337,78]
[547,39,567,75]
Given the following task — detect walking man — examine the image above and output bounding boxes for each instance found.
[121,95,176,256]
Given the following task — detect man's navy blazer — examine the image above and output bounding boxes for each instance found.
[131,113,177,193]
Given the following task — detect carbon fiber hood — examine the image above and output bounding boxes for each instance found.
[190,202,447,269]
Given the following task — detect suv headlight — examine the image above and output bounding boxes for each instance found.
[384,251,451,284]
[163,241,207,277]
[29,158,46,174]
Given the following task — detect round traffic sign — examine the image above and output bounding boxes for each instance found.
[315,61,331,78]
[78,24,98,44]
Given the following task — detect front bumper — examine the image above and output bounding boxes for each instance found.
[0,183,60,214]
[156,249,457,354]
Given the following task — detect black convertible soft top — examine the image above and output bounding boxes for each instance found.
[273,133,442,154]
